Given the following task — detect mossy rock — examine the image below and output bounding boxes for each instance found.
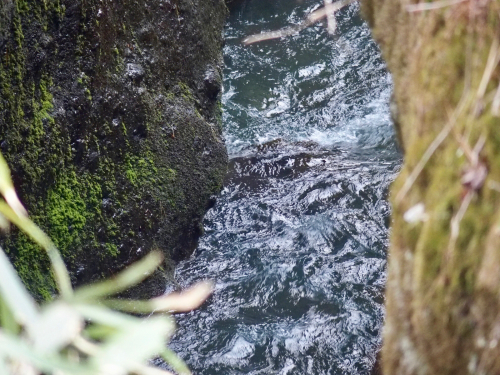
[362,1,500,374]
[0,0,228,299]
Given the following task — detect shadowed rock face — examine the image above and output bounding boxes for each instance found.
[0,0,228,299]
[362,1,500,374]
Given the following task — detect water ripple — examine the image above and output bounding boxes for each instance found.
[159,1,402,374]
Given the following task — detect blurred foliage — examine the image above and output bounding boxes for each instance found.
[0,152,212,375]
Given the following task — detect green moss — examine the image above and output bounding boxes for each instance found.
[38,76,55,123]
[166,92,175,101]
[178,81,194,102]
[1,0,228,302]
[10,232,55,300]
[84,88,92,101]
[125,155,159,188]
[105,243,119,257]
[125,167,138,185]
[121,122,128,136]
[46,171,102,257]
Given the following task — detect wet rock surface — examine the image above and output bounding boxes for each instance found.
[0,0,228,298]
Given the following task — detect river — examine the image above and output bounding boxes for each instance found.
[160,0,401,374]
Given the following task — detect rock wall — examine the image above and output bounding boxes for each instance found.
[0,0,228,299]
[362,0,500,374]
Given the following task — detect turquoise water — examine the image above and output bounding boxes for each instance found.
[161,1,401,374]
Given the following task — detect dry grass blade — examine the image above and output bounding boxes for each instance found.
[492,82,500,116]
[395,90,469,204]
[0,332,89,374]
[396,118,455,204]
[161,348,192,375]
[132,364,175,375]
[0,154,27,218]
[474,37,500,116]
[103,281,214,314]
[73,252,163,301]
[152,281,214,312]
[0,202,73,298]
[471,135,486,166]
[443,188,474,273]
[243,0,357,45]
[449,190,474,249]
[0,247,39,329]
[406,0,468,12]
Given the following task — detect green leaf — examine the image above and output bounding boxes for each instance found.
[73,304,142,328]
[0,152,27,218]
[89,316,176,373]
[82,324,118,340]
[100,299,155,314]
[0,203,72,298]
[102,281,214,314]
[29,302,83,355]
[161,348,192,375]
[73,252,163,301]
[0,354,10,375]
[132,363,176,375]
[0,331,92,374]
[0,247,39,330]
[0,295,20,335]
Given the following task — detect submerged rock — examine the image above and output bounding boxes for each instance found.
[0,0,228,298]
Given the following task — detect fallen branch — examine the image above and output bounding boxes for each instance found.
[242,0,357,45]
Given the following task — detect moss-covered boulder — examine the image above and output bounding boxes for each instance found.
[0,0,228,299]
[362,0,500,374]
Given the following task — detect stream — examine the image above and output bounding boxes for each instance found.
[161,1,401,373]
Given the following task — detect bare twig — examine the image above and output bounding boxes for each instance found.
[243,0,357,45]
[406,0,468,13]
[447,190,474,256]
[446,135,487,262]
[395,0,478,205]
[474,37,500,116]
[492,82,500,116]
[395,96,468,204]
[471,135,486,166]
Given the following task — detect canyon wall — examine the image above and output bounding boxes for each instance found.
[0,0,228,298]
[363,1,500,374]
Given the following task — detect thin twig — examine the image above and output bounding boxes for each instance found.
[406,0,468,13]
[445,134,486,266]
[492,81,500,116]
[447,190,473,257]
[474,37,500,116]
[471,134,486,166]
[72,336,99,356]
[395,19,474,205]
[395,96,468,204]
[243,0,357,45]
[453,133,485,166]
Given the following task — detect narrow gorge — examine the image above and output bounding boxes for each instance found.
[2,1,500,375]
[161,1,400,373]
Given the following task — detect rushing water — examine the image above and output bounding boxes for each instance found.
[161,1,401,374]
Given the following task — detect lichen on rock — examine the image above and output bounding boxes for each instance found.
[0,0,228,299]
